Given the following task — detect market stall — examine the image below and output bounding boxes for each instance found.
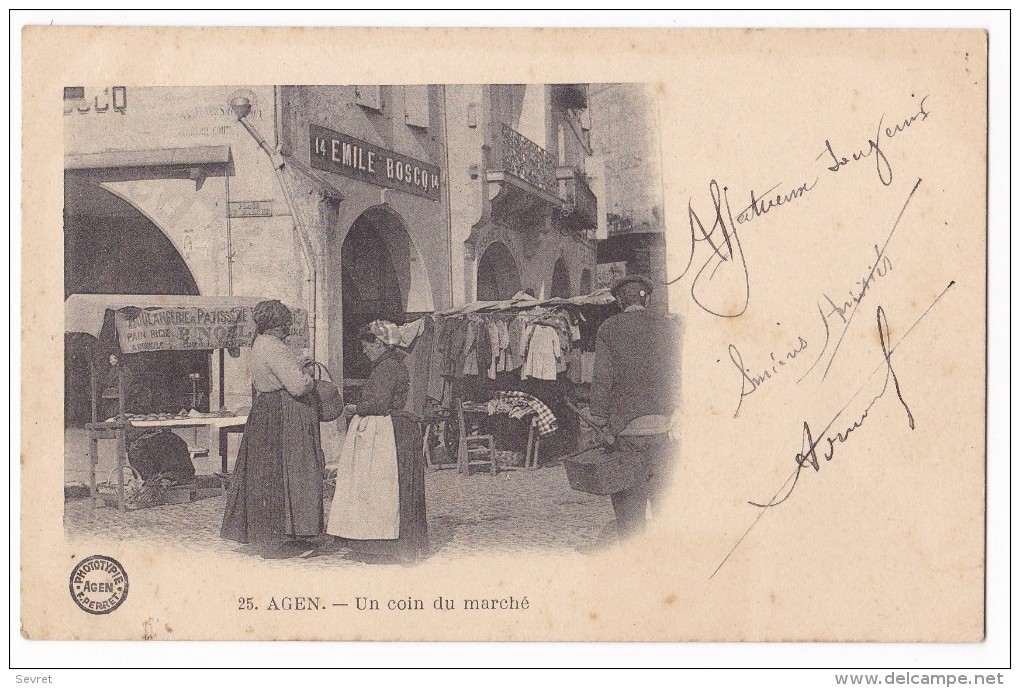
[65,294,308,510]
[417,289,618,475]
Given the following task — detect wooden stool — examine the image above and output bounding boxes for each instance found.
[465,433,498,475]
[457,403,499,475]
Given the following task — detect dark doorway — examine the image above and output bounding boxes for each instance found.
[341,207,412,380]
[476,241,522,301]
[551,258,571,298]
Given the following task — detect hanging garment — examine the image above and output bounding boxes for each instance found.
[461,319,481,377]
[486,320,507,378]
[326,414,400,540]
[426,316,447,403]
[496,319,511,372]
[521,325,561,381]
[476,320,492,377]
[507,316,526,371]
[566,348,583,384]
[402,317,434,417]
[450,319,469,378]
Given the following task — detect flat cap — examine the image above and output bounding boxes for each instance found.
[609,274,654,298]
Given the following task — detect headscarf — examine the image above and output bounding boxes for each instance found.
[252,300,293,335]
[359,319,402,348]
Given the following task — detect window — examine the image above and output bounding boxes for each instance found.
[404,85,430,129]
[355,85,383,111]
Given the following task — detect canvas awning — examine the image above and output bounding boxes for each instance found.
[438,288,615,317]
[65,146,233,173]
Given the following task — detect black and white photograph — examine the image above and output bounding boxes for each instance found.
[61,81,678,563]
[14,20,1005,674]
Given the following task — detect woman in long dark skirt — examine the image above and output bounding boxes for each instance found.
[327,320,428,563]
[221,300,324,558]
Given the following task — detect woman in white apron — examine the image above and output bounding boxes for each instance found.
[327,320,428,563]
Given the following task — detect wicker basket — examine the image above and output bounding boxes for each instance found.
[96,467,175,510]
[563,447,645,496]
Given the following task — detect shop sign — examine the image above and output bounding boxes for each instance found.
[115,307,308,353]
[63,86,128,116]
[309,124,441,201]
[228,200,273,218]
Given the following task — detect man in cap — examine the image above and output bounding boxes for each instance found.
[590,274,682,539]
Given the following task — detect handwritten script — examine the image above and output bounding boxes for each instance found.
[670,95,931,319]
[710,281,955,580]
[748,305,916,510]
[729,336,809,417]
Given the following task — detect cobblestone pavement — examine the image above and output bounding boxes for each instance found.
[64,464,619,567]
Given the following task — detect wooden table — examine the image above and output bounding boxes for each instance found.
[85,415,248,511]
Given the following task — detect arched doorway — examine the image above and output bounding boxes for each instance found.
[476,241,521,301]
[64,173,207,424]
[551,258,571,298]
[341,206,431,380]
[580,268,592,295]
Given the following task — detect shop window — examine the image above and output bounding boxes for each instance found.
[404,85,430,129]
[355,85,383,111]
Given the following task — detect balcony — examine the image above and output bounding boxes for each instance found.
[555,165,598,233]
[487,123,561,217]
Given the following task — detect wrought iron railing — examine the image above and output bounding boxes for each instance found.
[498,123,557,195]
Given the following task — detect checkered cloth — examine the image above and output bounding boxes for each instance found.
[493,391,558,437]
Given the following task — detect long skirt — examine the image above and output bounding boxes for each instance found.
[328,414,427,562]
[221,390,325,545]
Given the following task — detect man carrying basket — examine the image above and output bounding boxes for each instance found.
[589,275,682,539]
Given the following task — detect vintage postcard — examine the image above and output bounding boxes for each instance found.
[20,25,988,644]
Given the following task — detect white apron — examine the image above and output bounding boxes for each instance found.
[326,415,400,540]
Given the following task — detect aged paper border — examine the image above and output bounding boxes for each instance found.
[9,8,1011,672]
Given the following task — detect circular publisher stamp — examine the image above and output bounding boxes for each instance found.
[69,555,129,615]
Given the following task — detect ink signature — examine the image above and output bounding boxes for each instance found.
[800,178,922,382]
[667,96,931,320]
[710,281,955,580]
[729,336,809,417]
[748,305,915,510]
[817,95,931,187]
[672,178,817,318]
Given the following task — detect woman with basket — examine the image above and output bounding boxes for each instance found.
[221,300,325,558]
[327,320,428,564]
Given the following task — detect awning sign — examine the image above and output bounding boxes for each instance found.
[115,307,309,353]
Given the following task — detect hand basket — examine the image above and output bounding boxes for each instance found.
[96,466,174,510]
[563,447,645,496]
[312,362,344,422]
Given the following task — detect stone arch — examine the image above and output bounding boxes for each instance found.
[551,257,571,298]
[339,204,433,379]
[64,173,206,424]
[476,241,522,301]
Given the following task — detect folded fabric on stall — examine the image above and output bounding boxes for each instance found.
[493,390,558,436]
